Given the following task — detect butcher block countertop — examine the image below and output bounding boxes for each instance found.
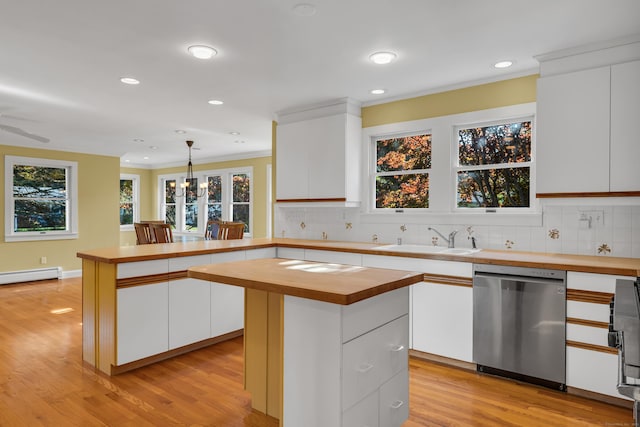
[77,237,640,277]
[188,257,423,305]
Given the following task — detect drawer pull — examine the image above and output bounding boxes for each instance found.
[390,400,404,409]
[357,363,374,373]
[390,344,405,352]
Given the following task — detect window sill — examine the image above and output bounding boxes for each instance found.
[5,232,79,243]
[359,211,543,227]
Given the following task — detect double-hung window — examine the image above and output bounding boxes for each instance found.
[159,167,252,235]
[455,119,532,209]
[373,132,432,210]
[5,155,78,241]
[119,174,139,228]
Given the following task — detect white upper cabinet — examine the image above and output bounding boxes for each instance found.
[536,66,611,194]
[536,37,640,196]
[610,60,640,192]
[276,98,362,205]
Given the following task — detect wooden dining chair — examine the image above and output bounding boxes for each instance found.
[217,222,245,240]
[151,223,174,243]
[204,220,222,240]
[134,222,154,245]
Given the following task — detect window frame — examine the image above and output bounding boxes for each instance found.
[360,102,541,226]
[119,174,140,230]
[370,129,433,213]
[4,155,79,242]
[158,166,253,237]
[452,116,535,213]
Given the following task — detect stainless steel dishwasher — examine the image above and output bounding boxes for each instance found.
[473,264,567,390]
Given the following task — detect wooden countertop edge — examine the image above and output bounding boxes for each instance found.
[187,268,424,305]
[77,238,640,277]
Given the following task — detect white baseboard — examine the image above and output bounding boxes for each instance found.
[0,267,62,285]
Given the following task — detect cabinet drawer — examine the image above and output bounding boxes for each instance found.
[567,301,610,323]
[362,254,471,277]
[566,346,623,399]
[379,369,409,427]
[304,249,362,266]
[342,287,408,343]
[169,255,211,272]
[246,247,277,259]
[342,389,379,427]
[377,315,409,383]
[567,272,630,293]
[342,315,409,410]
[117,259,169,279]
[342,328,380,410]
[567,323,608,347]
[277,247,305,260]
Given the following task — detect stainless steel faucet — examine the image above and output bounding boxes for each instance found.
[428,227,458,248]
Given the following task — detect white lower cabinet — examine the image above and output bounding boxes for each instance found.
[169,278,211,349]
[210,282,244,337]
[412,282,473,362]
[117,282,169,365]
[566,346,622,399]
[379,369,410,427]
[283,287,409,427]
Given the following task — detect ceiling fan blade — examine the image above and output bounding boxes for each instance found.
[0,124,50,143]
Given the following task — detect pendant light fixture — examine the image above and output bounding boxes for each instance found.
[171,140,207,198]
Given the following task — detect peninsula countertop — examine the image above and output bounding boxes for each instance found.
[77,237,640,277]
[188,257,424,305]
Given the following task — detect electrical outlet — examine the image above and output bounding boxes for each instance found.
[40,256,47,264]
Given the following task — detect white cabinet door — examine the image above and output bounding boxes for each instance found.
[412,282,473,362]
[169,278,211,349]
[210,250,246,337]
[117,282,169,365]
[276,120,310,200]
[536,66,611,193]
[378,369,409,427]
[306,114,347,199]
[566,346,624,399]
[610,60,640,192]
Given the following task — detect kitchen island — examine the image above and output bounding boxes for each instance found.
[188,258,423,427]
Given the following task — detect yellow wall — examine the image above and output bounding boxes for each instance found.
[119,167,155,246]
[362,74,538,127]
[147,156,272,239]
[1,144,120,273]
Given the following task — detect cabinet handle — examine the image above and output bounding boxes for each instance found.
[390,400,404,409]
[357,363,374,373]
[390,344,405,352]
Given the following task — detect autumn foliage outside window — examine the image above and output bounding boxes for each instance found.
[456,120,532,208]
[375,133,431,209]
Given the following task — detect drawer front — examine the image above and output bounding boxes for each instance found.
[277,247,305,260]
[567,272,630,292]
[342,389,379,427]
[379,369,409,427]
[210,250,246,263]
[117,259,169,279]
[362,254,472,277]
[567,301,610,323]
[246,247,277,259]
[342,287,409,343]
[304,249,363,266]
[377,315,409,383]
[567,323,608,347]
[168,254,211,272]
[342,329,380,410]
[566,346,624,399]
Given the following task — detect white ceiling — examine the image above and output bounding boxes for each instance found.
[1,0,639,168]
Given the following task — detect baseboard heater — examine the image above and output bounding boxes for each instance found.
[0,267,62,285]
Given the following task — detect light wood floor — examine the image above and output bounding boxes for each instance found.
[0,277,633,426]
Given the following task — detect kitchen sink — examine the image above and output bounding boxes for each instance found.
[373,244,480,255]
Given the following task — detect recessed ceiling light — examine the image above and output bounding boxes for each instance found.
[124,159,130,163]
[133,138,144,143]
[143,156,149,160]
[149,146,158,150]
[188,45,217,59]
[120,77,140,85]
[494,60,513,69]
[208,99,224,105]
[229,131,240,135]
[370,89,386,95]
[292,3,317,16]
[175,129,186,134]
[369,51,397,65]
[234,140,246,144]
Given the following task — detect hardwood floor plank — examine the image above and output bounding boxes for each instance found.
[0,278,634,426]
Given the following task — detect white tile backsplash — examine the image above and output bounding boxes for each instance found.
[275,199,640,258]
